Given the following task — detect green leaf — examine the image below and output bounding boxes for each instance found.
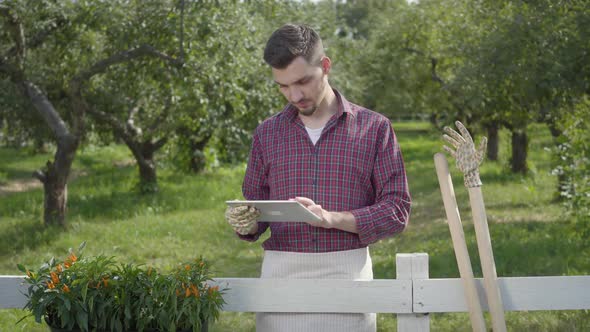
[63,295,71,311]
[76,308,89,332]
[81,282,88,301]
[17,263,27,273]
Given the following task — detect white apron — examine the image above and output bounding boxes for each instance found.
[256,247,377,332]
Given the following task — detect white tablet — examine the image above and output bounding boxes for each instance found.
[225,200,321,222]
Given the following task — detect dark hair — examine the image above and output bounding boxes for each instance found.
[263,24,324,69]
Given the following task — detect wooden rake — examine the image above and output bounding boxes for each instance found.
[439,121,507,332]
[434,153,487,332]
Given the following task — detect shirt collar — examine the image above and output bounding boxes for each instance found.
[283,88,357,122]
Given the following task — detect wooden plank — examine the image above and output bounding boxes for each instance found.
[0,276,28,309]
[1,276,412,313]
[4,275,590,313]
[397,253,430,332]
[414,276,590,313]
[211,278,412,313]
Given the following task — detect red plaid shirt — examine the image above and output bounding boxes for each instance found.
[240,90,411,252]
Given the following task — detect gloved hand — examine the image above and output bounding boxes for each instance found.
[225,205,261,235]
[443,121,487,188]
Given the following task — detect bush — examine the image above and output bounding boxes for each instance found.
[18,242,225,332]
[554,98,590,222]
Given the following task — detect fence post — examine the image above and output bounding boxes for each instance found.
[396,253,429,332]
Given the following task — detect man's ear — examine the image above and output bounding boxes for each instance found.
[321,56,331,75]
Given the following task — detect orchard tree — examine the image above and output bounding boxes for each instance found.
[82,0,186,192]
[0,0,182,225]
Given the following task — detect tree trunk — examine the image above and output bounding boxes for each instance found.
[137,153,158,193]
[35,134,79,226]
[485,122,499,161]
[43,166,68,226]
[122,138,161,194]
[547,121,568,201]
[510,129,528,174]
[189,135,211,173]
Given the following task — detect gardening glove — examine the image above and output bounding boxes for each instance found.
[443,121,487,188]
[225,205,261,235]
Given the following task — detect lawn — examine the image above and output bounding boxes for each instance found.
[1,122,588,331]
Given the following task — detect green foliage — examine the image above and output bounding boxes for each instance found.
[554,97,590,222]
[18,242,225,332]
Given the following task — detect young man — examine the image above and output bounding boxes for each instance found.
[225,24,411,332]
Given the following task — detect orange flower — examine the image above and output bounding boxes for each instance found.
[50,272,59,284]
[190,284,199,297]
[199,261,205,267]
[56,264,63,273]
[69,253,77,262]
[62,284,70,293]
[47,281,55,289]
[64,261,71,269]
[185,264,190,271]
[208,285,219,295]
[185,287,191,298]
[102,277,109,288]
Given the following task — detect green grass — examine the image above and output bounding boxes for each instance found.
[1,122,589,331]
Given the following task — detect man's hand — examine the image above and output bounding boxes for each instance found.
[225,205,261,235]
[292,197,332,228]
[293,197,359,233]
[443,121,487,188]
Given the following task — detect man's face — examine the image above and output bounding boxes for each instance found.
[272,56,329,117]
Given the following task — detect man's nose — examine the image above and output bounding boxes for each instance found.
[289,87,303,103]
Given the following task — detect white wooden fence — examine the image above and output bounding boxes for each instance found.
[2,253,590,331]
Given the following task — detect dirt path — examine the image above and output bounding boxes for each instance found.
[0,170,89,196]
[0,177,42,196]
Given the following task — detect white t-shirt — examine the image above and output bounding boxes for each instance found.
[305,126,324,145]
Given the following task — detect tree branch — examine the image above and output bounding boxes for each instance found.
[0,5,26,68]
[126,103,143,137]
[87,105,130,139]
[152,136,168,151]
[71,44,183,89]
[144,96,171,137]
[32,170,47,184]
[23,81,72,139]
[179,0,185,61]
[0,58,23,81]
[68,44,183,135]
[402,47,445,85]
[5,16,67,61]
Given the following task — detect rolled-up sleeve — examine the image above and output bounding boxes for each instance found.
[239,131,270,241]
[351,121,411,245]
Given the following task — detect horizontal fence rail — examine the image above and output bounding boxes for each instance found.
[3,276,589,313]
[414,276,590,313]
[211,278,412,313]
